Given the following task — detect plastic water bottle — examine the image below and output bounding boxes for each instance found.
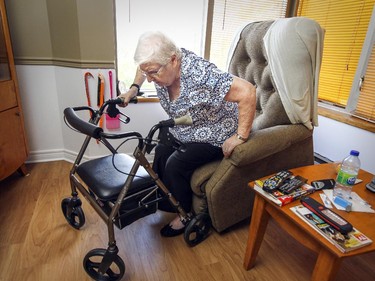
[333,150,361,200]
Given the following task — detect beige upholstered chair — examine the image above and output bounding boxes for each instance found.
[191,17,324,232]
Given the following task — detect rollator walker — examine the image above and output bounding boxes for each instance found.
[62,98,211,281]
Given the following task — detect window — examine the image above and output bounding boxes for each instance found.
[208,0,288,70]
[115,0,288,91]
[349,18,375,122]
[297,0,375,123]
[115,0,208,91]
[115,1,375,125]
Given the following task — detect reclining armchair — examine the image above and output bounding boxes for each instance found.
[191,17,324,232]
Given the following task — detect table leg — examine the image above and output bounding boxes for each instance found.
[312,249,342,281]
[243,195,270,270]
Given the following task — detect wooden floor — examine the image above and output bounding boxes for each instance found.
[0,161,374,281]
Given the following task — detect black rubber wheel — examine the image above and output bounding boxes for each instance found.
[83,248,125,281]
[184,213,212,247]
[61,197,85,229]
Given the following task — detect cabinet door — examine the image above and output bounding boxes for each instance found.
[0,0,28,180]
[0,80,17,111]
[0,1,10,82]
[0,107,28,179]
[0,0,18,110]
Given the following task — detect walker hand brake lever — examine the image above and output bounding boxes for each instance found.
[118,112,130,124]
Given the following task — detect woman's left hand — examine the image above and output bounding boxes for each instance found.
[222,135,245,158]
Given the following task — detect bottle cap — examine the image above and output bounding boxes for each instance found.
[350,150,359,156]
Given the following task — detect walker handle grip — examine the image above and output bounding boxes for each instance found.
[64,107,103,139]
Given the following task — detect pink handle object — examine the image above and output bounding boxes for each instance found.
[109,71,113,98]
[106,70,120,129]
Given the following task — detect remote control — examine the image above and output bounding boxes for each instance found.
[300,197,353,234]
[311,179,336,190]
[279,175,308,194]
[262,170,293,193]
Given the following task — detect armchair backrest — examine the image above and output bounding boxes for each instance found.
[228,20,290,131]
[228,18,324,131]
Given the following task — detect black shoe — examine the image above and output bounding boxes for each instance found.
[160,224,185,237]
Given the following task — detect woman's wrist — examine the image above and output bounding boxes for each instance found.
[130,83,140,95]
[235,132,248,142]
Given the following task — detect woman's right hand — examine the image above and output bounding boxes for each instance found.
[118,91,134,107]
[118,69,146,107]
[118,84,141,107]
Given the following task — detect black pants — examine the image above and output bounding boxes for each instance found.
[153,142,223,213]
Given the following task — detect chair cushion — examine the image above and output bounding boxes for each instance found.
[76,154,155,200]
[190,160,221,196]
[228,20,290,131]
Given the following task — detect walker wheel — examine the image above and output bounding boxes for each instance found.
[184,213,211,247]
[83,248,125,281]
[61,198,85,229]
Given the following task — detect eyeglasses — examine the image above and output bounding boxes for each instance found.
[140,60,171,78]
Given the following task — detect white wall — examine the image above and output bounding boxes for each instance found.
[16,65,64,161]
[16,65,375,176]
[314,115,375,174]
[16,65,167,163]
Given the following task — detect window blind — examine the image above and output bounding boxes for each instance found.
[209,0,288,70]
[297,0,374,108]
[354,44,375,121]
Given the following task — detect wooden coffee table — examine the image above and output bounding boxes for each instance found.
[243,163,375,281]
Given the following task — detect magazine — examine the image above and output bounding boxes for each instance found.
[291,205,372,253]
[253,179,315,207]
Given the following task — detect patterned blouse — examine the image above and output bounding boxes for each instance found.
[156,48,238,147]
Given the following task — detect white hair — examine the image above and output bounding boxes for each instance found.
[134,31,182,65]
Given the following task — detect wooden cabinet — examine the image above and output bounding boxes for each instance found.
[0,0,28,180]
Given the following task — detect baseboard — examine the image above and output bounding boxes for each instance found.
[314,152,333,164]
[26,149,67,163]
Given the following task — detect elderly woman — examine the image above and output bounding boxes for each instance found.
[119,31,256,237]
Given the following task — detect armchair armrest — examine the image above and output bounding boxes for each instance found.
[230,124,312,167]
[191,124,312,195]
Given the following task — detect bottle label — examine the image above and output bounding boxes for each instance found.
[336,170,357,186]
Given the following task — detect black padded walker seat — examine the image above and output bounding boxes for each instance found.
[76,153,155,201]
